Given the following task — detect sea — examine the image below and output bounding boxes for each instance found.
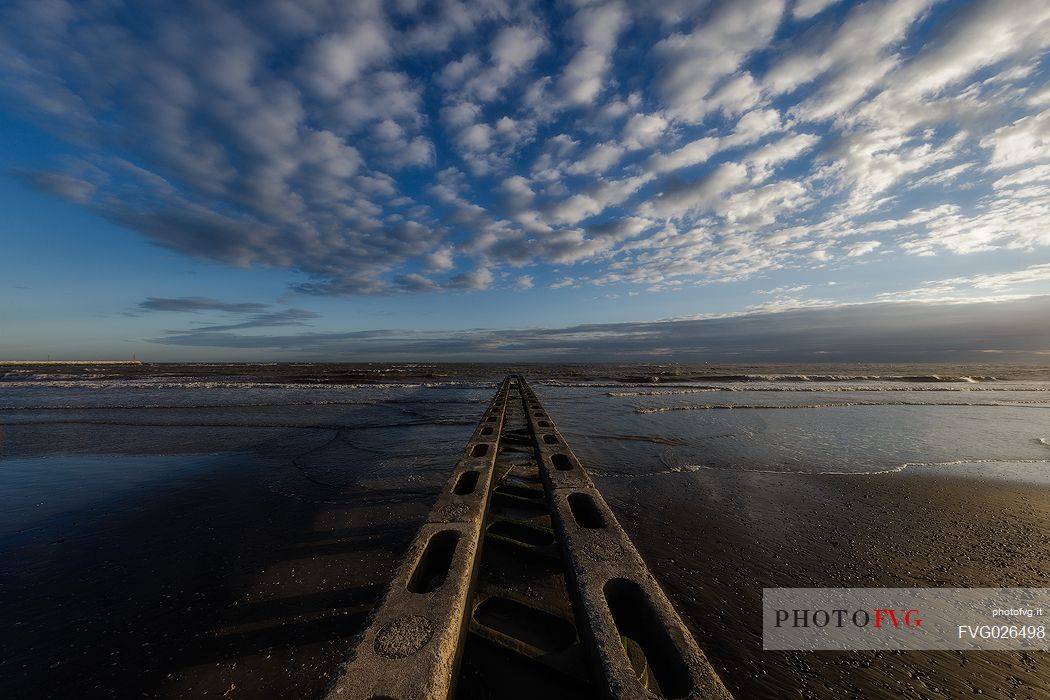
[2,362,1050,697]
[4,363,1049,507]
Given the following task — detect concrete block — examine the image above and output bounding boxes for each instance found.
[322,380,511,700]
[520,379,733,700]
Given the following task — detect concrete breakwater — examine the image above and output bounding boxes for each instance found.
[322,375,732,700]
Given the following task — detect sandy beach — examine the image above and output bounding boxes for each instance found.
[0,452,429,699]
[3,365,1050,698]
[601,466,1050,699]
[6,453,1048,698]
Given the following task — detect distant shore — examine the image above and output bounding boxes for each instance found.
[0,360,143,365]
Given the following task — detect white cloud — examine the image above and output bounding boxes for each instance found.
[706,72,763,116]
[993,164,1050,189]
[545,175,651,225]
[442,101,481,128]
[745,133,821,181]
[448,266,494,291]
[425,246,456,272]
[909,162,976,189]
[757,284,811,295]
[655,0,786,122]
[372,119,434,168]
[645,109,784,177]
[647,137,721,174]
[548,195,603,225]
[961,264,1050,289]
[900,192,1050,255]
[558,2,629,105]
[767,0,936,97]
[457,122,493,152]
[304,22,392,97]
[722,179,810,226]
[492,26,546,72]
[846,240,882,257]
[567,142,626,175]
[640,162,750,219]
[398,272,440,291]
[980,110,1050,170]
[726,109,783,146]
[891,0,1050,99]
[876,263,1050,304]
[441,25,546,102]
[622,113,668,150]
[793,0,841,20]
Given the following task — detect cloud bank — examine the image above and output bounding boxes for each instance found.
[147,296,1050,363]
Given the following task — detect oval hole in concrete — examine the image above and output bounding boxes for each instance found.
[533,412,545,417]
[407,530,459,594]
[542,434,559,444]
[453,470,480,495]
[481,427,494,435]
[471,443,489,458]
[487,415,497,422]
[538,421,551,428]
[603,579,693,698]
[551,453,572,470]
[488,520,554,547]
[568,492,605,528]
[473,597,576,652]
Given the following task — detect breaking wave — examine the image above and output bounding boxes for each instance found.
[634,400,1050,413]
[596,457,1050,479]
[543,374,1008,386]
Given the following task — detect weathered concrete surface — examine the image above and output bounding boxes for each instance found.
[519,379,734,700]
[322,380,510,700]
[323,376,732,699]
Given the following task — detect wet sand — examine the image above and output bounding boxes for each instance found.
[4,430,1049,697]
[600,466,1050,699]
[0,453,428,699]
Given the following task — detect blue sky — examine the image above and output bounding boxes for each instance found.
[1,0,1049,361]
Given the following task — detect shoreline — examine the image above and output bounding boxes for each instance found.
[0,360,143,365]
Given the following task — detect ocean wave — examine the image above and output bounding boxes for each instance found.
[608,385,1050,395]
[607,388,726,396]
[0,400,388,411]
[542,374,1008,385]
[634,400,1050,413]
[691,457,1050,476]
[574,432,688,446]
[596,457,1050,479]
[541,381,710,388]
[0,379,429,390]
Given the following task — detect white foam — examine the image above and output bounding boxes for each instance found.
[630,458,1050,478]
[634,399,1050,413]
